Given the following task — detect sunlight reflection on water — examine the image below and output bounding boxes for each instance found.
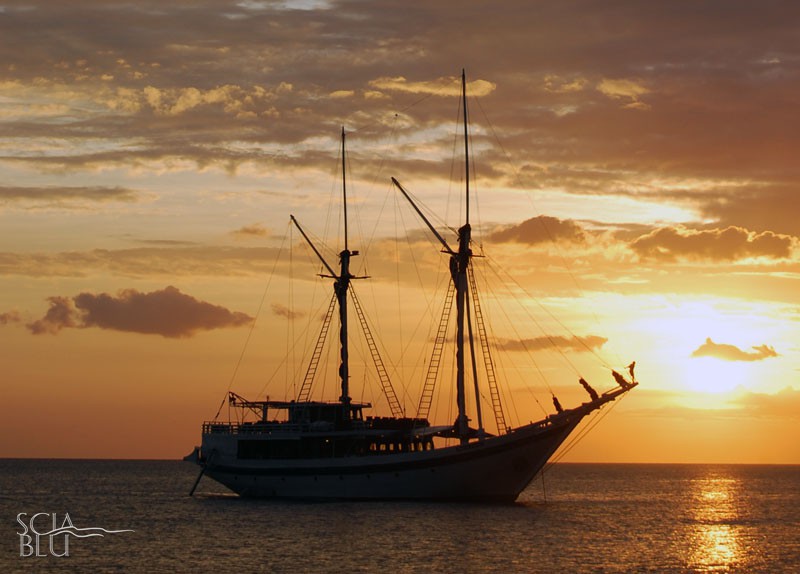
[686,472,747,572]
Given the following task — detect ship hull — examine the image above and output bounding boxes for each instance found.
[199,413,584,502]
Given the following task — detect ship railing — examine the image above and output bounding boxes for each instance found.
[202,421,308,435]
[201,420,369,435]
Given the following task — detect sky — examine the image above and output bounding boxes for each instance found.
[1,0,798,463]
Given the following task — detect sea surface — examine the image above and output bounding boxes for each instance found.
[0,460,797,573]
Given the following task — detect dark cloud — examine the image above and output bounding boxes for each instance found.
[1,0,800,289]
[0,186,141,206]
[496,335,607,352]
[27,286,252,338]
[231,223,270,239]
[698,186,800,237]
[0,245,285,278]
[691,338,779,362]
[489,216,586,245]
[27,296,78,335]
[271,303,305,320]
[0,0,797,196]
[0,310,22,325]
[630,226,794,262]
[132,239,199,247]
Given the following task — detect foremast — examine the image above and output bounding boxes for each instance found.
[291,127,358,413]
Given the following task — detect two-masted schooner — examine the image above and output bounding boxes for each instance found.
[187,71,637,502]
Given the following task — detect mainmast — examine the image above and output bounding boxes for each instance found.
[453,69,473,443]
[391,70,479,443]
[463,69,470,226]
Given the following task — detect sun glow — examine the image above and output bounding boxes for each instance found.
[683,357,752,394]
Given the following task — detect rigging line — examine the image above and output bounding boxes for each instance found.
[295,293,336,403]
[348,91,437,135]
[547,394,628,470]
[358,153,403,391]
[480,274,549,418]
[474,95,620,368]
[464,276,485,433]
[482,256,570,372]
[213,221,290,421]
[258,228,340,395]
[350,285,403,417]
[398,193,442,316]
[346,124,408,277]
[293,220,329,385]
[491,333,528,425]
[471,264,521,425]
[397,180,459,238]
[443,330,457,446]
[447,87,462,229]
[472,256,525,426]
[388,194,451,405]
[345,138,405,408]
[361,113,402,261]
[338,132,405,409]
[361,183,394,375]
[343,130,371,275]
[394,185,405,410]
[254,282,338,401]
[485,254,612,371]
[481,257,560,393]
[320,138,344,257]
[465,99,484,249]
[342,309,383,410]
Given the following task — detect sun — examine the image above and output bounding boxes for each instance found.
[682,356,750,394]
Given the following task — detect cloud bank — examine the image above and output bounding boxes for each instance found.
[631,226,794,262]
[732,387,800,417]
[27,286,252,338]
[496,334,607,352]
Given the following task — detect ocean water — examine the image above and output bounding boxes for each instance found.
[1,461,797,573]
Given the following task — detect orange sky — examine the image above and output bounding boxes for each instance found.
[0,1,798,463]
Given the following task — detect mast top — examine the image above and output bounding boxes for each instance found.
[341,126,349,253]
[462,69,470,226]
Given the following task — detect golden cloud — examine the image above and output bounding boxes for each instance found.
[597,78,650,109]
[630,226,795,261]
[368,75,496,97]
[544,74,589,93]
